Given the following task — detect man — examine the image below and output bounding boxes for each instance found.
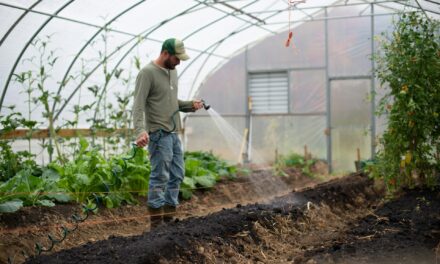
[132,38,204,229]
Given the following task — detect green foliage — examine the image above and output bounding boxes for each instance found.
[0,137,240,212]
[0,113,38,181]
[274,152,318,177]
[0,137,151,213]
[52,138,149,209]
[0,167,70,213]
[373,12,440,190]
[180,151,240,199]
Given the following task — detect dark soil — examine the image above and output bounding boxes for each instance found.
[2,167,439,264]
[0,167,320,264]
[22,173,440,264]
[307,186,440,264]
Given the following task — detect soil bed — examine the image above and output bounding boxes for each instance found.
[2,168,439,264]
[0,167,319,264]
[24,173,440,264]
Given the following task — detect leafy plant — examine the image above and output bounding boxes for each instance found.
[180,151,239,199]
[372,12,440,190]
[52,138,149,209]
[274,152,318,177]
[13,70,39,152]
[0,113,38,181]
[26,36,65,163]
[0,167,70,213]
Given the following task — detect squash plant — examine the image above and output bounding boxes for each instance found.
[373,12,440,190]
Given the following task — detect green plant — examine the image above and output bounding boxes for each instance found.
[274,152,318,177]
[373,12,440,190]
[0,167,70,213]
[52,138,149,209]
[0,112,38,181]
[13,71,39,152]
[25,36,66,163]
[180,151,239,199]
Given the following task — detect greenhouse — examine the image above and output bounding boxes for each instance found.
[0,0,439,263]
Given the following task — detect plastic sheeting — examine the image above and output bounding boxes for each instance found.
[1,0,332,126]
[1,0,438,170]
[187,4,414,172]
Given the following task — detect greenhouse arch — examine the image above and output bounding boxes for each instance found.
[0,1,439,263]
[0,0,438,171]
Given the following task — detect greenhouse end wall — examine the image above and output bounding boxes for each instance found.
[186,6,395,172]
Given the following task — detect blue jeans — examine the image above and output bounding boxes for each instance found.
[147,130,184,209]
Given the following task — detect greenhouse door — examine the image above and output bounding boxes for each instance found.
[330,78,372,172]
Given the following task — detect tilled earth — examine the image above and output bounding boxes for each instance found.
[21,173,440,264]
[0,167,320,264]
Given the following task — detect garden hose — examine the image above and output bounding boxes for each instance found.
[9,102,212,263]
[33,194,99,256]
[8,145,142,263]
[158,100,210,134]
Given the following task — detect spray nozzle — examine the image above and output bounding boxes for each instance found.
[201,99,210,110]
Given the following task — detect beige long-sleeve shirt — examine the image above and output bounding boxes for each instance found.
[132,61,194,136]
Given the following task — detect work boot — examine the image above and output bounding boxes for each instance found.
[163,204,177,223]
[147,206,163,230]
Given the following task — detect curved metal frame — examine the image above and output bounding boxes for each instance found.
[0,0,42,46]
[181,3,286,99]
[94,0,274,119]
[183,0,285,98]
[54,1,208,121]
[0,0,74,110]
[50,0,146,114]
[182,0,260,41]
[0,0,437,116]
[91,0,269,120]
[89,1,210,122]
[91,0,262,120]
[193,0,277,35]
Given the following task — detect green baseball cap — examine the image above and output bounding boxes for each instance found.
[161,38,190,61]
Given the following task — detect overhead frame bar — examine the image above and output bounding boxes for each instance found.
[51,0,146,115]
[215,0,266,24]
[242,0,439,16]
[90,0,267,121]
[0,0,75,110]
[0,0,42,46]
[181,1,286,99]
[0,0,438,115]
[53,1,209,121]
[194,0,277,34]
[0,2,226,56]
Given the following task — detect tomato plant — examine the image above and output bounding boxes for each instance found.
[373,12,440,190]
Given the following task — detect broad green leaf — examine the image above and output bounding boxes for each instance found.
[0,199,23,213]
[42,168,60,181]
[46,191,71,203]
[185,158,202,176]
[194,174,216,188]
[182,177,196,189]
[36,199,55,207]
[180,188,192,200]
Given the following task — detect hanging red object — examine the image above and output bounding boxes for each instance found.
[285,0,306,48]
[285,31,293,47]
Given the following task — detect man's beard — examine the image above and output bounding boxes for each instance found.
[164,58,176,70]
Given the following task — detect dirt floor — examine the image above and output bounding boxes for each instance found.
[0,165,320,264]
[2,166,440,264]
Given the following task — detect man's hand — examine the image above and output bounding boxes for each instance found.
[136,131,149,147]
[192,99,204,111]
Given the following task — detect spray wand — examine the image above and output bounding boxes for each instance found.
[201,99,210,110]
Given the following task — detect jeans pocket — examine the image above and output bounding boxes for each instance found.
[149,130,162,143]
